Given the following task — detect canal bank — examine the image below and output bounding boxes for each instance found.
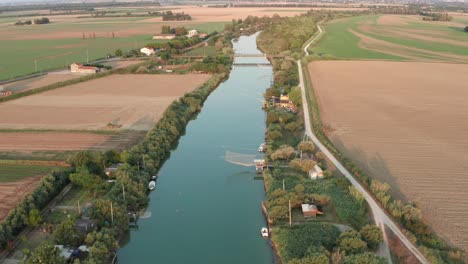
[118,33,275,263]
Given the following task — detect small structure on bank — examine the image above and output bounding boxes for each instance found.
[308,164,324,180]
[75,219,97,233]
[140,46,156,56]
[301,204,323,218]
[70,63,99,74]
[187,29,199,38]
[105,163,123,177]
[264,94,298,113]
[254,159,266,173]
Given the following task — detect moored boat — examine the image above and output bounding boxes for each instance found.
[261,227,269,238]
[148,181,156,191]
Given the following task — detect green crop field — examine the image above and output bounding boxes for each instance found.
[0,164,58,182]
[185,45,218,56]
[309,16,403,60]
[309,15,468,62]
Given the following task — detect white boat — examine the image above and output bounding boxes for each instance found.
[261,227,269,238]
[148,181,156,191]
[258,143,267,152]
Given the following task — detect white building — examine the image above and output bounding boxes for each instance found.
[308,165,324,180]
[140,47,156,56]
[187,29,199,38]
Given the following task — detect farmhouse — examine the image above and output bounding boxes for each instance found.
[187,29,199,38]
[301,204,323,218]
[308,165,324,180]
[0,89,12,97]
[105,163,123,177]
[140,46,156,56]
[152,34,176,40]
[199,33,208,39]
[70,63,99,74]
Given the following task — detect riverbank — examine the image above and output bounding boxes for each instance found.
[117,32,275,263]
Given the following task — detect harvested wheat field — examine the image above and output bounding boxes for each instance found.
[0,131,145,152]
[0,74,211,131]
[0,177,41,221]
[308,60,468,252]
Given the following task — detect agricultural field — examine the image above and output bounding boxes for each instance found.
[0,176,42,221]
[0,74,211,130]
[0,5,318,81]
[309,14,468,62]
[0,131,144,152]
[308,60,468,253]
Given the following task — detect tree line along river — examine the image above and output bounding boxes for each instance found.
[118,33,275,263]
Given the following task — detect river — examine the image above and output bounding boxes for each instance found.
[118,33,274,264]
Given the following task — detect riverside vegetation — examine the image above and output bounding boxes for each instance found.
[256,9,464,264]
[252,11,386,264]
[0,34,233,262]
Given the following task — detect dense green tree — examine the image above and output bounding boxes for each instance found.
[69,166,102,193]
[115,49,123,57]
[26,243,65,264]
[298,141,315,153]
[360,225,383,250]
[338,229,367,255]
[289,158,316,173]
[271,145,296,161]
[288,253,329,264]
[342,253,387,264]
[54,219,84,247]
[85,228,118,263]
[27,209,42,228]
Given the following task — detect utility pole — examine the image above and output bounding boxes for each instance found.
[110,202,114,225]
[289,200,292,227]
[122,184,126,202]
[86,49,89,64]
[77,200,81,215]
[282,179,285,191]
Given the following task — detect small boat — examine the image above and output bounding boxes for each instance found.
[148,181,156,191]
[151,175,158,180]
[261,227,269,238]
[258,143,267,153]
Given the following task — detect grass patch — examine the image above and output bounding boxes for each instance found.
[0,151,79,161]
[309,15,468,62]
[185,45,217,56]
[272,222,341,262]
[0,164,59,182]
[309,16,404,60]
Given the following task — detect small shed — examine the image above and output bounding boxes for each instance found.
[308,165,324,180]
[75,219,97,233]
[105,163,123,177]
[301,204,323,218]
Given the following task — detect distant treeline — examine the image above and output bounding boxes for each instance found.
[420,12,453,21]
[0,1,160,13]
[162,11,191,21]
[14,17,49,26]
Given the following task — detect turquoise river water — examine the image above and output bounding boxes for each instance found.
[118,33,274,264]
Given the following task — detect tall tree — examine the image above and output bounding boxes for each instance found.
[26,243,65,264]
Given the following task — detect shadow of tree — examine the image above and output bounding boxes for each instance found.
[331,135,408,201]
